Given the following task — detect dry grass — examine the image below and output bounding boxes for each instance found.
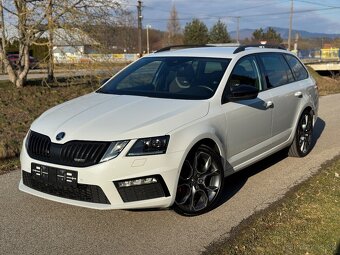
[307,66,340,96]
[0,158,20,175]
[204,157,340,255]
[0,80,97,161]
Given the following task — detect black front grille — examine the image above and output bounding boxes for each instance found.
[27,131,109,167]
[59,141,109,167]
[23,171,110,204]
[27,131,51,158]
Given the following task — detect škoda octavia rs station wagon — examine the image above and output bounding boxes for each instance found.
[20,45,319,215]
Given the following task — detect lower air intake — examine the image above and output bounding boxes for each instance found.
[22,171,110,204]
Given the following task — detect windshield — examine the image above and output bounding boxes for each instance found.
[97,57,230,100]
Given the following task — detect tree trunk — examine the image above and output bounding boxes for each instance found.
[47,0,54,82]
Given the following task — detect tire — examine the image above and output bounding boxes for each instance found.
[288,110,314,157]
[174,144,224,216]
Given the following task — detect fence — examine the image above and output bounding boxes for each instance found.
[54,53,139,63]
[298,48,340,61]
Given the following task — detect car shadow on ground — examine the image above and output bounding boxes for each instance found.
[215,117,325,210]
[311,117,325,149]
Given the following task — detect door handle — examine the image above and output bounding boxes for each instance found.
[294,91,303,98]
[265,101,274,109]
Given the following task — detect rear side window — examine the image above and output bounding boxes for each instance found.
[258,53,294,88]
[284,54,308,81]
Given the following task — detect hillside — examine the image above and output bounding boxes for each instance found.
[230,27,340,40]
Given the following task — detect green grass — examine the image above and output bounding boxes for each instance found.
[204,157,340,255]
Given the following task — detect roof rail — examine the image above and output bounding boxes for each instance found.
[155,44,216,53]
[233,44,286,54]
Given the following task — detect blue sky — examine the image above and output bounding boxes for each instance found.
[124,0,340,34]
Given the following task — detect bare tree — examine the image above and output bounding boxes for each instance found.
[44,0,122,82]
[0,0,122,88]
[0,0,32,88]
[114,9,137,52]
[167,4,182,45]
[46,0,54,82]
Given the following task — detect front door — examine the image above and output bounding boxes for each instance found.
[222,55,273,169]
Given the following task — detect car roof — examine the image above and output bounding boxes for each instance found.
[147,46,288,59]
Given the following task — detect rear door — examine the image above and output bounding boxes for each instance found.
[257,53,302,145]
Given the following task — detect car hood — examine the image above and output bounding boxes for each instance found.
[31,92,209,143]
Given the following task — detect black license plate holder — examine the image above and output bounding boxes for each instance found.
[31,163,78,187]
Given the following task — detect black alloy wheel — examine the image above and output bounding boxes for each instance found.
[174,144,224,216]
[289,110,314,157]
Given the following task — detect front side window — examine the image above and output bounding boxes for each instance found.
[98,57,230,100]
[259,53,294,88]
[284,54,308,81]
[227,55,262,91]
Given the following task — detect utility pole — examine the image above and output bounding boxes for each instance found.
[137,0,143,57]
[294,32,299,52]
[288,0,294,51]
[236,16,240,44]
[146,24,151,54]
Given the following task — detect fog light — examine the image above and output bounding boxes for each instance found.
[114,175,170,202]
[117,177,158,188]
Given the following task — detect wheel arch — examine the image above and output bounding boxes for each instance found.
[169,128,227,180]
[289,104,315,144]
[189,138,221,156]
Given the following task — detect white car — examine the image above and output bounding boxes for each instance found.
[19,45,319,215]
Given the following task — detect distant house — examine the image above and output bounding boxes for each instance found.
[51,28,99,61]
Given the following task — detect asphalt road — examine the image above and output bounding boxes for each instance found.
[1,94,339,255]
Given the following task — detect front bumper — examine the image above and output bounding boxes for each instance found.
[19,144,184,210]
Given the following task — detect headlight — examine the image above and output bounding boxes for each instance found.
[100,140,129,162]
[127,135,170,156]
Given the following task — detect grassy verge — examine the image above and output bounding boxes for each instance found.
[0,158,20,175]
[204,157,340,255]
[0,79,97,163]
[307,66,340,96]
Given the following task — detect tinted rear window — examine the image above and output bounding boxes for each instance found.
[284,54,308,81]
[258,53,294,88]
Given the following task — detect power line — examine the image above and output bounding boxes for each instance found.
[143,6,340,22]
[208,0,290,17]
[294,0,339,8]
[143,0,290,21]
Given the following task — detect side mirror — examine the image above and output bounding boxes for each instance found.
[228,84,259,101]
[101,78,110,85]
